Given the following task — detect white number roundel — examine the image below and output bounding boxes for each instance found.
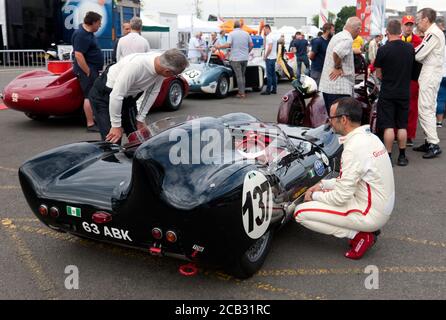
[242,171,272,239]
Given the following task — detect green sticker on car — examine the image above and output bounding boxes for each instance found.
[66,206,81,218]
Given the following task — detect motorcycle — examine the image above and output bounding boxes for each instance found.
[277,55,379,131]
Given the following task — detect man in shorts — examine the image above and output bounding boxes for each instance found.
[375,20,414,166]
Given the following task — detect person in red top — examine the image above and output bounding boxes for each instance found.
[401,15,422,146]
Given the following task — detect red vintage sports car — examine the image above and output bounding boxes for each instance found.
[1,64,189,121]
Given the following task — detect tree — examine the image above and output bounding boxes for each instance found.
[335,6,357,33]
[312,12,336,27]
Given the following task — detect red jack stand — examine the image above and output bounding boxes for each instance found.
[178,263,198,276]
[178,250,200,276]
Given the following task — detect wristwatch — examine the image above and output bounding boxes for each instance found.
[334,65,342,70]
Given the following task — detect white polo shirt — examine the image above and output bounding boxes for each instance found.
[116,32,150,61]
[106,52,165,127]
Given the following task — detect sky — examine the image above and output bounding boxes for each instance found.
[142,0,446,21]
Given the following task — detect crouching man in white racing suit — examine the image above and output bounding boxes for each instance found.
[413,8,445,158]
[295,97,395,259]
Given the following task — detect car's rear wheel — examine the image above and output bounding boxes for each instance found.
[229,230,273,279]
[25,113,50,121]
[165,80,184,111]
[216,74,229,98]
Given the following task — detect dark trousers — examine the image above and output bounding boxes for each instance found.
[89,68,140,142]
[266,58,277,93]
[322,93,351,114]
[296,55,310,77]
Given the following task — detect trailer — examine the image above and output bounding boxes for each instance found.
[1,0,141,50]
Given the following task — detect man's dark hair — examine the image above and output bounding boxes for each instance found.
[322,22,334,33]
[418,8,436,23]
[264,24,271,30]
[334,97,363,124]
[436,17,445,30]
[295,31,301,36]
[317,31,323,37]
[84,11,102,25]
[387,19,401,35]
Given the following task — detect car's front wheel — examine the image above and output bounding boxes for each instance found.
[215,74,229,98]
[25,113,50,121]
[165,80,184,111]
[229,230,273,279]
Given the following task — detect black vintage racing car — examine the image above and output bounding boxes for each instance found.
[19,113,342,278]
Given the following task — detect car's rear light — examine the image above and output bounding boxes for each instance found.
[152,228,163,240]
[166,230,177,243]
[49,207,59,218]
[38,205,48,216]
[149,247,162,256]
[92,212,112,224]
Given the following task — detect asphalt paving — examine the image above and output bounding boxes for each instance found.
[0,68,445,300]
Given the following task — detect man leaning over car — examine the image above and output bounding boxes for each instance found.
[294,97,395,260]
[89,49,189,144]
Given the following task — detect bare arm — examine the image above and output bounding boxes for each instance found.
[308,51,316,60]
[333,52,342,68]
[74,52,90,76]
[264,43,272,59]
[217,43,231,49]
[329,52,344,81]
[375,67,383,80]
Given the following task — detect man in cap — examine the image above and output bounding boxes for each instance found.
[401,15,422,147]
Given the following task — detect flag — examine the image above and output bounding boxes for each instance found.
[66,206,81,218]
[319,0,329,28]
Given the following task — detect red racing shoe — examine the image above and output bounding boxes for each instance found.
[345,232,377,260]
[349,230,380,248]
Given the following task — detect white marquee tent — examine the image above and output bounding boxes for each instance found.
[177,15,221,33]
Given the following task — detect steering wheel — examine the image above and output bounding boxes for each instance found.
[236,131,266,153]
[235,131,268,163]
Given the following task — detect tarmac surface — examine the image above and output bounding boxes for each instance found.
[0,68,445,300]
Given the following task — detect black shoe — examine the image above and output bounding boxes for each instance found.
[271,90,277,94]
[260,91,271,95]
[422,144,442,159]
[406,139,414,147]
[413,141,429,152]
[397,155,409,166]
[87,124,99,132]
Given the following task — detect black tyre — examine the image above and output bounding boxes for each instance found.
[25,113,50,121]
[215,74,229,98]
[164,80,184,111]
[229,230,273,279]
[288,98,306,126]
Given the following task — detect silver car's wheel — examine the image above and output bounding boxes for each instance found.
[216,75,229,98]
[229,230,273,279]
[245,232,270,263]
[165,80,184,111]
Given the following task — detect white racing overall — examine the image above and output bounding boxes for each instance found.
[415,23,446,145]
[295,125,395,239]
